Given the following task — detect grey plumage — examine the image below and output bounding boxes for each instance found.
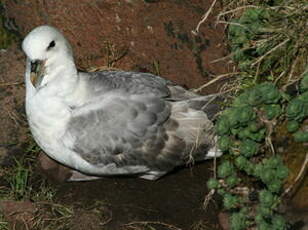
[63,71,221,178]
[81,71,171,98]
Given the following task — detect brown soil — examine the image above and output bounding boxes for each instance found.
[3,0,231,93]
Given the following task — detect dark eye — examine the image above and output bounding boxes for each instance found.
[47,40,56,50]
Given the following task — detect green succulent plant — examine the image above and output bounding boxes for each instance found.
[226,175,240,188]
[287,120,300,133]
[216,117,231,135]
[210,80,294,229]
[218,161,236,178]
[293,131,308,142]
[286,98,305,121]
[263,104,282,120]
[208,1,307,229]
[258,83,281,104]
[239,139,259,157]
[207,178,220,190]
[231,210,249,230]
[223,193,240,209]
[218,135,232,152]
[254,156,288,193]
[271,214,287,230]
[300,71,308,92]
[259,190,277,207]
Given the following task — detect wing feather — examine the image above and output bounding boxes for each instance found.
[63,92,171,170]
[81,71,171,98]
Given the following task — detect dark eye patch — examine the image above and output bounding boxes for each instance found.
[47,40,56,50]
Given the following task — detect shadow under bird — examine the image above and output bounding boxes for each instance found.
[22,25,222,181]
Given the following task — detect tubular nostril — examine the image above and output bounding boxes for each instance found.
[31,60,39,73]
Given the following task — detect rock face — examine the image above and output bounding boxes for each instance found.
[3,0,230,92]
[0,46,28,153]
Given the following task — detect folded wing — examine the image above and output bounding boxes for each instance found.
[63,92,172,174]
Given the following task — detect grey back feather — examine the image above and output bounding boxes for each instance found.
[81,71,171,98]
[65,92,171,169]
[63,70,222,174]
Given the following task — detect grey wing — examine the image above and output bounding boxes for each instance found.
[81,71,171,98]
[63,92,171,173]
[81,70,206,101]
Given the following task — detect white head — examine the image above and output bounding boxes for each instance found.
[22,25,75,89]
[22,25,73,62]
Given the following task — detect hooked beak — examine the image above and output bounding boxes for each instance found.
[30,60,45,88]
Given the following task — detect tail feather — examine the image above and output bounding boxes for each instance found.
[170,101,218,160]
[175,94,224,120]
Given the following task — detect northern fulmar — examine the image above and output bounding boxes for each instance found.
[22,25,222,181]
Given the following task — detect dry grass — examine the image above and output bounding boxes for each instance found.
[194,0,307,95]
[123,221,183,230]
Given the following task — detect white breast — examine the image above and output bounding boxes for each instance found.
[26,89,72,160]
[25,84,110,175]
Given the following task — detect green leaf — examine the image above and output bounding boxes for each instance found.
[218,161,235,178]
[216,117,231,135]
[226,175,240,188]
[239,139,259,157]
[248,121,261,133]
[259,190,275,207]
[247,88,264,106]
[300,72,308,92]
[230,212,248,230]
[272,214,287,230]
[287,98,305,120]
[268,181,282,193]
[287,120,300,133]
[293,131,308,142]
[207,178,219,190]
[238,106,255,123]
[223,193,239,209]
[235,156,248,170]
[258,83,281,104]
[218,136,232,152]
[263,104,282,120]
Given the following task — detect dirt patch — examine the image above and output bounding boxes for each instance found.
[3,0,231,93]
[55,162,222,230]
[0,46,29,167]
[0,200,37,230]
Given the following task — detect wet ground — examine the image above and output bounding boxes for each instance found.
[54,162,221,230]
[0,145,223,230]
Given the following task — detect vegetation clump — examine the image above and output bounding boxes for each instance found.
[207,1,307,228]
[210,77,307,229]
[222,1,307,88]
[211,83,294,229]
